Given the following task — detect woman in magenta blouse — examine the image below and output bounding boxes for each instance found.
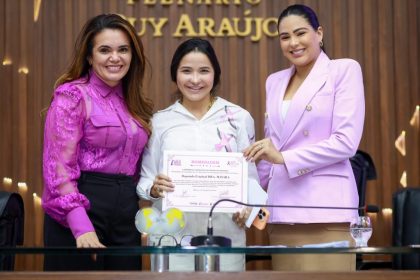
[42,14,153,271]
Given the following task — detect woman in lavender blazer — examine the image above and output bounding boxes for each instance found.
[244,4,365,271]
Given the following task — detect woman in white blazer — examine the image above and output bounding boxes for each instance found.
[137,38,266,271]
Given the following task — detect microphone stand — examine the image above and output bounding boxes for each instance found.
[193,198,368,243]
[190,199,375,272]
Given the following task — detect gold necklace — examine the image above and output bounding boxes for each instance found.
[180,96,217,112]
[207,96,216,111]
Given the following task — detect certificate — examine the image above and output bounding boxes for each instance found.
[162,150,248,213]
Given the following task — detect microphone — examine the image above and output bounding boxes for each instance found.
[365,204,380,213]
[191,199,379,247]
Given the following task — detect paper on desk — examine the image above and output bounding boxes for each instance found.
[247,244,287,248]
[301,240,350,248]
[248,241,349,248]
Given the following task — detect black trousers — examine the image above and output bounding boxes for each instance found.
[44,171,141,271]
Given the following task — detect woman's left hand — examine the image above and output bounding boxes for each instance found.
[76,232,106,248]
[243,138,284,164]
[232,207,252,228]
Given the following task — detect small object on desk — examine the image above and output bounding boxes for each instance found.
[350,216,372,247]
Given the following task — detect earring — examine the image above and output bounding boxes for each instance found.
[319,41,324,47]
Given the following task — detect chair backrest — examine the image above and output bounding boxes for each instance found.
[0,191,25,271]
[350,150,377,214]
[392,187,420,269]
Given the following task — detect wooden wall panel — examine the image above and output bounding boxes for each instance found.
[406,0,420,186]
[0,0,419,271]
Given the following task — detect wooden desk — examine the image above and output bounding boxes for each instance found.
[1,271,420,280]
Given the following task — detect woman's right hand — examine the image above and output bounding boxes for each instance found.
[76,231,105,248]
[150,174,175,198]
[232,207,252,228]
[243,138,284,164]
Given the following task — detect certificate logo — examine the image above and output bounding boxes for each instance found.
[171,159,181,166]
[227,160,239,167]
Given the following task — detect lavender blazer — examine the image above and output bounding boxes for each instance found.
[257,52,365,224]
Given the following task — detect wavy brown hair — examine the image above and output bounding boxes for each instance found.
[54,14,153,134]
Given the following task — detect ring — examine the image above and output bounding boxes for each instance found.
[258,144,263,149]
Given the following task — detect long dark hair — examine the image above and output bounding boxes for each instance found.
[170,38,221,95]
[54,14,153,134]
[278,4,325,52]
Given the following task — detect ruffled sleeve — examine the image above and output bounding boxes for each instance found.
[42,83,95,238]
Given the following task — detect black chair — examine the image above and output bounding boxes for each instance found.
[350,150,377,215]
[0,191,24,271]
[392,187,420,269]
[355,187,420,270]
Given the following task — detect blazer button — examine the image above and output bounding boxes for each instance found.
[306,105,312,111]
[303,130,309,136]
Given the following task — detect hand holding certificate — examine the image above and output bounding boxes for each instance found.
[162,151,248,213]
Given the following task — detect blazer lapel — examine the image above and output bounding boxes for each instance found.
[266,67,294,143]
[278,52,330,150]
